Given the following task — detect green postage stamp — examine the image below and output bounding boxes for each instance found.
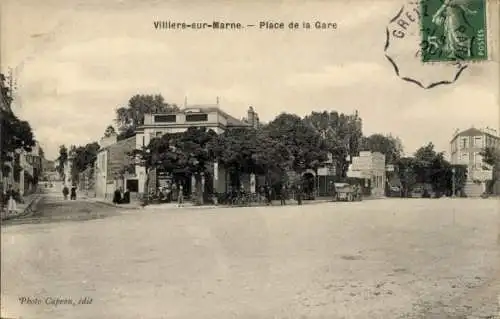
[420,0,488,62]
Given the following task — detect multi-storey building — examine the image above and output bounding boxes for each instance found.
[95,133,136,199]
[450,127,499,196]
[133,105,251,195]
[91,104,254,200]
[242,106,260,129]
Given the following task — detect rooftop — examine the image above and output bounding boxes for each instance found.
[451,127,499,141]
[147,105,250,127]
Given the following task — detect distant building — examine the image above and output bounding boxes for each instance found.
[450,127,500,196]
[95,132,136,199]
[242,106,260,129]
[347,151,386,198]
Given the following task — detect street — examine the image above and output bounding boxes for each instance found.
[1,197,499,319]
[1,190,123,226]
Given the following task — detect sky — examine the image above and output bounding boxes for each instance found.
[1,0,499,160]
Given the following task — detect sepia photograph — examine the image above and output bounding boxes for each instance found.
[1,0,499,318]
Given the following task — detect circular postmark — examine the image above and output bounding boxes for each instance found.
[384,0,470,89]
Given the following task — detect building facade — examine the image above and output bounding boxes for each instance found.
[133,105,251,195]
[242,106,260,129]
[346,151,386,198]
[95,133,136,199]
[450,127,499,196]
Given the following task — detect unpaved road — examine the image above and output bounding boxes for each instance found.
[1,197,499,319]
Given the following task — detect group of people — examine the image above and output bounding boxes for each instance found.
[112,187,131,205]
[153,184,185,207]
[62,185,77,200]
[255,184,304,206]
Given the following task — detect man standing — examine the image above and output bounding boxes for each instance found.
[329,181,337,202]
[6,185,16,214]
[62,185,69,200]
[70,185,77,200]
[296,184,303,205]
[113,187,122,205]
[177,184,184,207]
[266,185,272,206]
[280,185,287,206]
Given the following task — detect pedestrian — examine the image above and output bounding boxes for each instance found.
[177,185,184,207]
[122,188,131,204]
[70,185,77,200]
[165,185,171,202]
[62,185,69,200]
[280,185,287,206]
[296,184,303,205]
[113,187,122,205]
[329,181,337,202]
[266,186,273,205]
[6,185,16,214]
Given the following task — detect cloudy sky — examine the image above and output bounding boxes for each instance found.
[1,0,498,160]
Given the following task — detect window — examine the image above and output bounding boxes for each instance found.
[461,152,469,162]
[474,136,482,147]
[156,131,163,137]
[154,114,176,123]
[185,113,208,122]
[460,137,468,149]
[142,136,145,147]
[474,152,483,168]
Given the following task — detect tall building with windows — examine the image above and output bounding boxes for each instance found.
[242,106,260,129]
[450,127,499,196]
[133,105,251,195]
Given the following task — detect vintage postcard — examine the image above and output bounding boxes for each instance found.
[1,0,499,318]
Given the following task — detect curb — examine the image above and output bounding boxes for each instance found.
[89,199,143,210]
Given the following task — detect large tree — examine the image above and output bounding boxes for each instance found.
[130,127,217,205]
[0,108,36,177]
[70,142,101,182]
[115,94,180,140]
[360,134,403,164]
[480,147,500,168]
[397,142,466,196]
[56,145,68,181]
[303,110,363,177]
[265,113,329,174]
[480,147,500,193]
[214,127,291,187]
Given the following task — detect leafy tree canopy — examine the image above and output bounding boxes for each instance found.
[57,145,68,178]
[131,127,217,176]
[103,125,117,137]
[1,109,36,163]
[115,94,180,140]
[361,134,403,164]
[71,142,101,173]
[480,147,500,168]
[264,113,329,172]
